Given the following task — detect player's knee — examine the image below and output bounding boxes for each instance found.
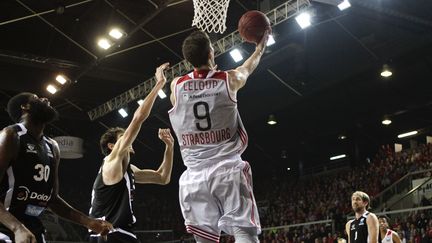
[233,227,259,243]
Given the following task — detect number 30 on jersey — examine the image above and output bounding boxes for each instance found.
[34,164,50,182]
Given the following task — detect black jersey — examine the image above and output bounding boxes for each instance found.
[89,163,136,233]
[350,211,370,243]
[0,123,56,237]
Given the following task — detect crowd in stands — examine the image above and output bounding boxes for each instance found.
[42,142,432,242]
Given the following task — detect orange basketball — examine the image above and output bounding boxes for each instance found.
[238,10,271,44]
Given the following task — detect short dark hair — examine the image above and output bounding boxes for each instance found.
[182,31,211,67]
[378,215,390,221]
[100,127,125,156]
[7,92,34,123]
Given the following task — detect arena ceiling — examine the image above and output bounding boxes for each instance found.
[1,0,432,179]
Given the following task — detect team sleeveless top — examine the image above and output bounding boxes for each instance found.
[89,163,136,233]
[0,123,56,236]
[169,70,248,169]
[350,211,371,243]
[380,229,394,243]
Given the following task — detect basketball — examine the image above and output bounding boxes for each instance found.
[238,10,271,44]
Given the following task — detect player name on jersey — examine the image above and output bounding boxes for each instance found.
[181,128,231,146]
[183,79,218,91]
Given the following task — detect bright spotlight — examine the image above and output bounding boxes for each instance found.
[330,154,346,160]
[118,108,128,118]
[338,0,351,10]
[98,38,112,50]
[55,75,67,85]
[158,90,167,99]
[382,119,392,125]
[397,131,418,138]
[380,65,392,77]
[229,49,243,62]
[267,34,276,46]
[295,12,311,29]
[109,28,124,39]
[46,84,58,94]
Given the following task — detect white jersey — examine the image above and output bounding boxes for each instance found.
[169,70,248,169]
[381,229,394,243]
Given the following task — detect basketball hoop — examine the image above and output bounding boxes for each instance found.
[192,0,230,34]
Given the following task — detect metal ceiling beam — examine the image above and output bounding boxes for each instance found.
[87,0,311,121]
[15,0,97,59]
[103,0,182,59]
[0,0,94,26]
[0,50,143,83]
[74,0,178,80]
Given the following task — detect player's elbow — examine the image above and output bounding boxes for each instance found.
[160,174,170,185]
[132,112,149,123]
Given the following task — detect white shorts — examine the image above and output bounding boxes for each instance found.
[179,156,261,242]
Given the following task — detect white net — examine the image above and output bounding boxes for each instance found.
[192,0,231,34]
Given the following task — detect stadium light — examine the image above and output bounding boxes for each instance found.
[382,119,392,125]
[397,131,418,138]
[118,108,128,118]
[338,0,351,10]
[158,90,167,99]
[229,49,243,62]
[267,114,277,125]
[267,34,276,46]
[381,64,392,77]
[330,154,346,160]
[46,84,58,94]
[55,75,68,85]
[98,38,112,50]
[295,12,311,29]
[109,28,125,39]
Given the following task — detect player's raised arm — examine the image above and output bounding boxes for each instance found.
[109,63,169,160]
[131,129,174,185]
[228,29,270,92]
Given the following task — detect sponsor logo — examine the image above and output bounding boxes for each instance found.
[24,204,45,217]
[16,186,51,202]
[17,186,30,201]
[359,218,365,225]
[26,143,37,154]
[30,191,51,201]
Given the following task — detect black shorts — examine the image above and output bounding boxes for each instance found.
[89,231,141,243]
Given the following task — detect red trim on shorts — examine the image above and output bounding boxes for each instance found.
[242,162,256,227]
[237,126,248,152]
[186,225,220,242]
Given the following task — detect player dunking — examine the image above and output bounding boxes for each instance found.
[346,191,379,243]
[168,30,270,243]
[378,215,401,243]
[0,93,112,243]
[89,63,174,243]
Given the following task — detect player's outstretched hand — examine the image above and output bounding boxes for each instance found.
[87,218,113,240]
[158,128,174,147]
[155,62,170,88]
